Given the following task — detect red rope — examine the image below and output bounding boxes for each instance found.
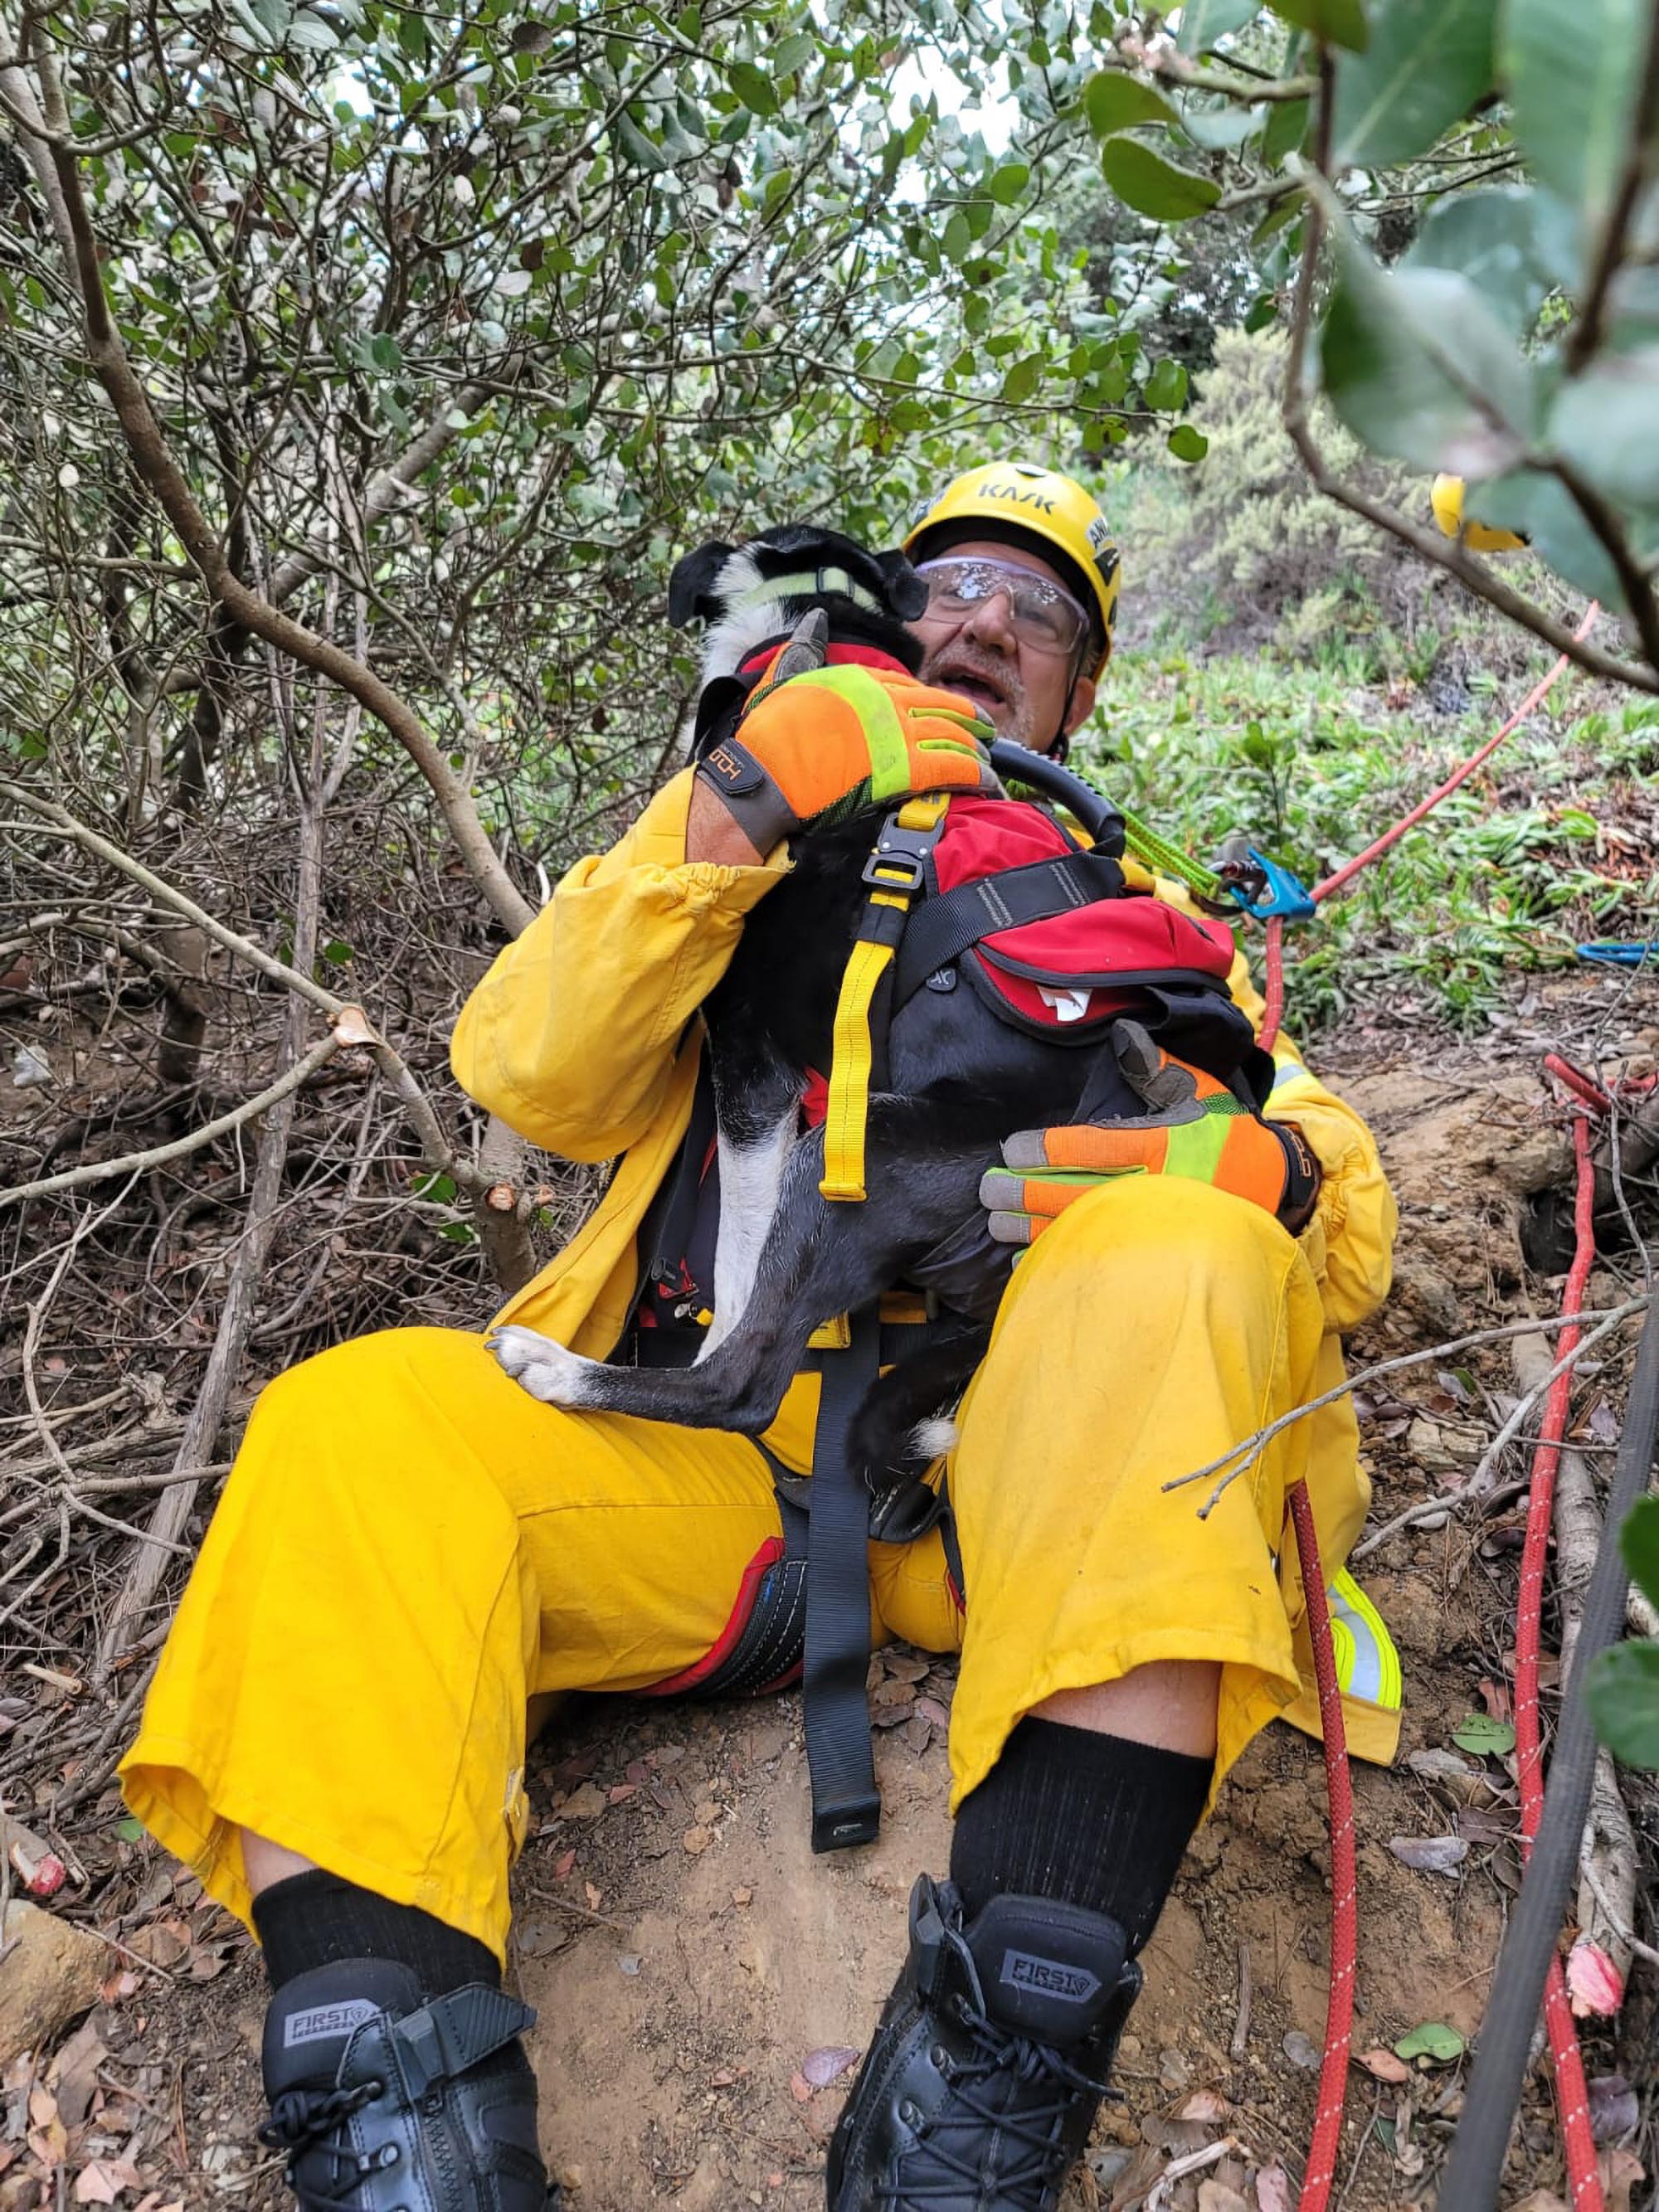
[1243,613,1603,2203]
[1255,604,1598,1053]
[1511,1114,1604,2210]
[1311,605,1599,905]
[1287,1480,1355,2212]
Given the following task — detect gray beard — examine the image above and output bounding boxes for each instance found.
[917,644,1041,749]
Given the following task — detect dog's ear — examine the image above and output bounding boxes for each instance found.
[874,547,929,623]
[668,540,734,629]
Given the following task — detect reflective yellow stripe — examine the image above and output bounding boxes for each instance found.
[1326,1566,1402,1710]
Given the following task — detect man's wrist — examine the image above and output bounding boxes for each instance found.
[684,776,771,866]
[1267,1119,1322,1234]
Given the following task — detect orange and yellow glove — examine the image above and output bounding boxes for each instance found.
[694,662,997,853]
[980,1020,1321,1245]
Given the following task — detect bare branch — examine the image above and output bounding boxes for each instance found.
[1157,1300,1653,1519]
[0,1034,339,1213]
[10,35,534,933]
[1280,70,1658,692]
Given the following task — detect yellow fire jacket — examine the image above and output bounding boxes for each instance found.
[450,766,1401,1764]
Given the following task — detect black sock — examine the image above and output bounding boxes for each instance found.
[950,1719,1212,1955]
[252,1869,499,1998]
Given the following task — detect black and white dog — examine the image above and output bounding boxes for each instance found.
[489,527,1248,1480]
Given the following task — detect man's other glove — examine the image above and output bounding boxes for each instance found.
[694,662,997,853]
[980,1020,1321,1247]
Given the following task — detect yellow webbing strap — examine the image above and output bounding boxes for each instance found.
[820,795,948,1203]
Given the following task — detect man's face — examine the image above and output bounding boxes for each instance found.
[908,537,1098,752]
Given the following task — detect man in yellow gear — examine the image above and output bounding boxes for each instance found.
[122,461,1399,2212]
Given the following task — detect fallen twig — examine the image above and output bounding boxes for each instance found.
[1158,1301,1652,1521]
[1230,1940,1252,2063]
[1354,1303,1643,1559]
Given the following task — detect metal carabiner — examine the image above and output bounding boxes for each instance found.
[1220,845,1316,923]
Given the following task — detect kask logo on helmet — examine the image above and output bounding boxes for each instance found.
[976,479,1058,515]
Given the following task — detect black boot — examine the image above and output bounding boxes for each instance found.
[826,1876,1139,2211]
[260,1957,552,2212]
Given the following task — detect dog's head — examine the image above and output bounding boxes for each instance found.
[669,524,929,756]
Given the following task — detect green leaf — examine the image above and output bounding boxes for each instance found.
[1403,186,1573,334]
[1263,95,1311,163]
[1267,0,1370,51]
[1551,343,1659,512]
[1001,354,1043,402]
[320,938,353,965]
[1469,469,1636,605]
[1099,136,1222,220]
[1083,71,1179,138]
[772,29,816,73]
[727,61,776,116]
[1330,0,1496,169]
[1588,1641,1659,1769]
[1623,1496,1659,1610]
[1178,0,1262,52]
[943,209,971,261]
[1243,292,1280,332]
[115,1814,145,1843]
[1501,0,1647,226]
[286,10,339,50]
[987,160,1031,205]
[1452,1711,1516,1755]
[1320,213,1533,476]
[1168,424,1209,460]
[1394,2021,1466,2064]
[368,332,402,373]
[615,112,667,170]
[1145,356,1190,410]
[1181,100,1267,150]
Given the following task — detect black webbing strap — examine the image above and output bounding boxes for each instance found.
[891,849,1126,1009]
[802,1305,883,1852]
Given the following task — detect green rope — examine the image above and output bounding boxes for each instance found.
[996,768,1225,905]
[1117,803,1224,902]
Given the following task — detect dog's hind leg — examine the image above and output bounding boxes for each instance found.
[846,1316,989,1490]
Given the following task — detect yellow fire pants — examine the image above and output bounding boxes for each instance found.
[123,1177,1357,1965]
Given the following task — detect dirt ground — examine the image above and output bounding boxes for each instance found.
[9,974,1659,2212]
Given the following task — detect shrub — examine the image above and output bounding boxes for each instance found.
[1107,329,1586,696]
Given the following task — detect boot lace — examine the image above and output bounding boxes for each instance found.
[259,2079,386,2212]
[876,1996,1110,2209]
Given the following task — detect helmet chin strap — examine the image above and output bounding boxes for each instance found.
[1048,653,1090,762]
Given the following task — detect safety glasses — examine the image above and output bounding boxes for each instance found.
[913,556,1089,658]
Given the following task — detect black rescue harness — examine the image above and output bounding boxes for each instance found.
[622,743,1265,1852]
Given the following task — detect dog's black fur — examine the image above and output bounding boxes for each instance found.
[490,527,1169,1481]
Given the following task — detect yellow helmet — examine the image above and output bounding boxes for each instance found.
[903,461,1121,678]
[1431,473,1528,553]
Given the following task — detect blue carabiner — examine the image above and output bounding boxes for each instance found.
[1577,941,1659,966]
[1228,847,1316,923]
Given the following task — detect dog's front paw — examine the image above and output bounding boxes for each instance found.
[489,1325,597,1407]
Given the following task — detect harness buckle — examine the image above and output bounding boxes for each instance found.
[860,809,946,895]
